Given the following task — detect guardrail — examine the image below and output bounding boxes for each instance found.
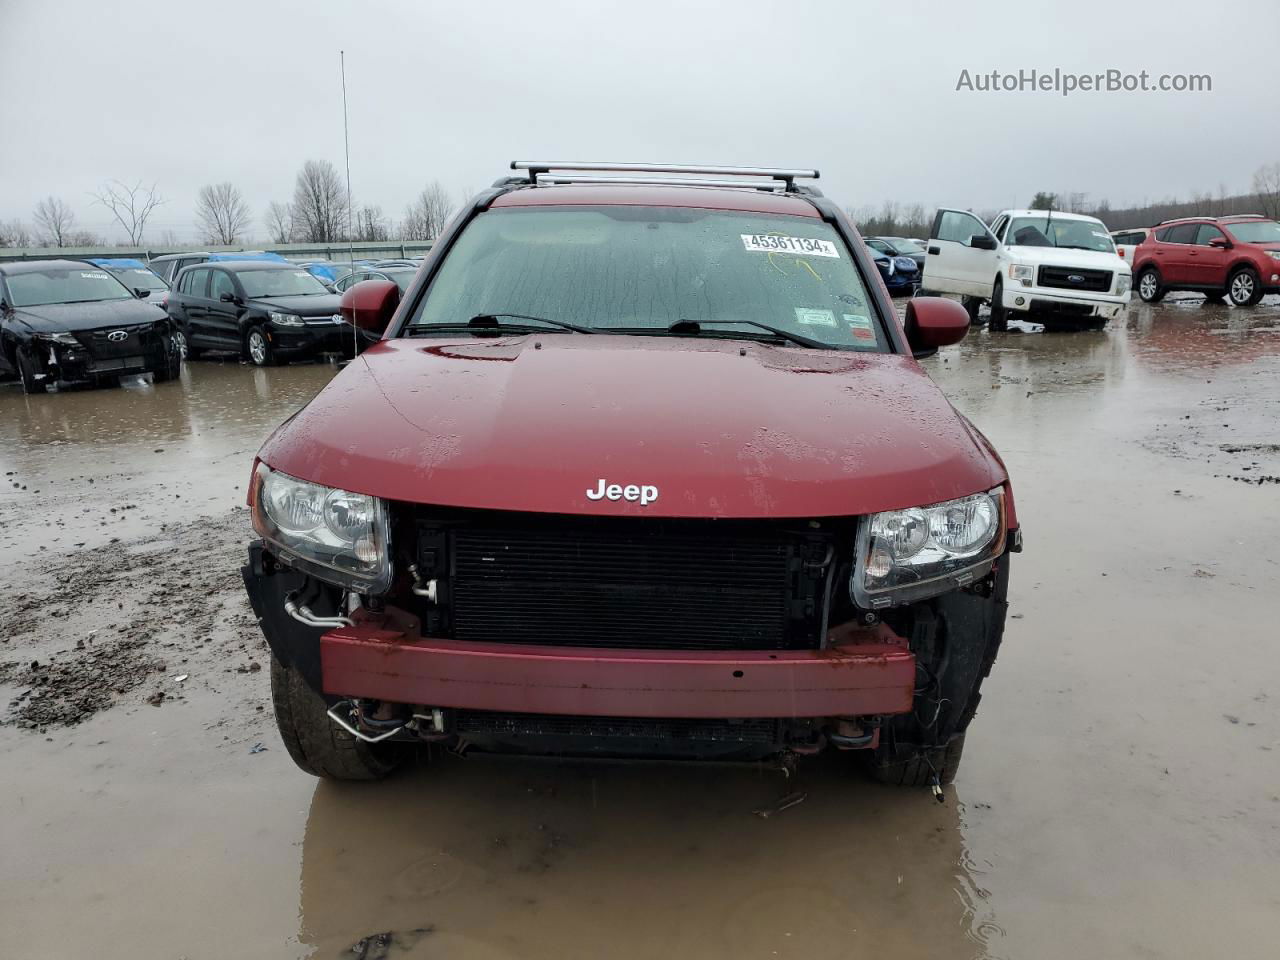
[0,240,435,263]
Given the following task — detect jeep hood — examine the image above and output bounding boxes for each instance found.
[11,298,167,333]
[258,336,1007,519]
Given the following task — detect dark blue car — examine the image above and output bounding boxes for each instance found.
[868,249,920,296]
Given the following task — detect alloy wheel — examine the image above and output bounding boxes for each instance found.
[1139,273,1157,300]
[248,331,267,365]
[1230,273,1254,304]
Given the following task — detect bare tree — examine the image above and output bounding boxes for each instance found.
[1253,162,1280,220]
[352,204,390,242]
[196,182,251,245]
[400,181,454,240]
[92,180,164,245]
[291,160,348,242]
[65,229,104,246]
[265,201,294,243]
[33,197,76,246]
[0,219,33,248]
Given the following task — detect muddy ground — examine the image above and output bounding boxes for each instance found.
[1,298,1278,959]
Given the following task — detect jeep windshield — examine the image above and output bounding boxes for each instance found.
[5,267,134,307]
[235,268,332,298]
[1223,220,1280,244]
[405,206,888,351]
[1006,216,1115,253]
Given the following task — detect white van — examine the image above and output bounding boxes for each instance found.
[921,208,1131,330]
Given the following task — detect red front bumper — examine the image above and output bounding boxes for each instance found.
[320,620,915,719]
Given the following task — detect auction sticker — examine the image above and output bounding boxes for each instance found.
[795,308,836,327]
[844,313,876,341]
[741,234,839,258]
[80,271,110,280]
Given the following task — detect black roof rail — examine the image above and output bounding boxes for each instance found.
[510,161,820,194]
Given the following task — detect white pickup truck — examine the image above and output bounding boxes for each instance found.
[921,208,1132,330]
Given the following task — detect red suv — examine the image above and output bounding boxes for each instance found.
[1133,215,1280,306]
[242,162,1021,791]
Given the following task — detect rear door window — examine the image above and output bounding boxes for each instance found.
[185,268,211,298]
[1163,224,1198,244]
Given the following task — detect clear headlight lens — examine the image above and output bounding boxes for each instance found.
[1116,274,1132,296]
[1008,264,1034,282]
[269,311,304,326]
[852,489,1006,609]
[1267,251,1280,261]
[34,331,80,346]
[251,463,392,593]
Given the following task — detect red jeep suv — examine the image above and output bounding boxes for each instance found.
[1133,214,1280,306]
[242,162,1021,791]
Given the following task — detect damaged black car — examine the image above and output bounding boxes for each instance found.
[0,259,181,393]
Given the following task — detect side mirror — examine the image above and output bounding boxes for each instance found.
[341,279,399,335]
[219,292,238,303]
[1208,237,1230,249]
[903,297,970,358]
[134,287,151,299]
[968,233,997,250]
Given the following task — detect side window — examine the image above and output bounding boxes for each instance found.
[1194,225,1225,246]
[1164,224,1198,244]
[990,216,1009,242]
[865,239,890,253]
[210,270,236,300]
[935,210,989,245]
[187,268,211,298]
[334,274,352,292]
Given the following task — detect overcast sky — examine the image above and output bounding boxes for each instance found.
[2,0,1277,243]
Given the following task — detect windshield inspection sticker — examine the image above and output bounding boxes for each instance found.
[844,313,876,341]
[795,308,836,327]
[80,271,110,280]
[742,234,839,258]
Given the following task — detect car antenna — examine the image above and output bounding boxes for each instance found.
[341,49,357,359]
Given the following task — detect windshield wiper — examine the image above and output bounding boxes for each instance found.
[407,313,596,336]
[665,318,828,350]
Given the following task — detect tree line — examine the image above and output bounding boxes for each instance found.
[5,160,1279,250]
[0,159,458,249]
[848,160,1280,238]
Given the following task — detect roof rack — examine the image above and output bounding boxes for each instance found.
[1154,213,1267,226]
[511,161,820,193]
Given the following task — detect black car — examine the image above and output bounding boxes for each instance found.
[0,259,180,393]
[865,236,927,270]
[168,261,364,365]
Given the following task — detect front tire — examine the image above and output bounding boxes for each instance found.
[1137,267,1165,303]
[270,656,401,780]
[16,345,49,394]
[1228,266,1263,306]
[866,732,966,787]
[988,278,1008,332]
[246,326,279,367]
[152,339,183,383]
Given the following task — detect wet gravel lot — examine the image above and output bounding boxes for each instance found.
[1,297,1278,959]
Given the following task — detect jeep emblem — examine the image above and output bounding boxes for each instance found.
[586,478,659,506]
[106,330,129,342]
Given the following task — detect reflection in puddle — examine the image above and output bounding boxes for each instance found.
[296,755,998,958]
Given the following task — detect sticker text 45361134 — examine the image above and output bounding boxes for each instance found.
[740,234,840,258]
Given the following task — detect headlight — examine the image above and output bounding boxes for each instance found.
[1267,251,1280,261]
[1008,264,1034,283]
[852,489,1006,609]
[268,312,304,326]
[1116,274,1132,296]
[33,331,80,346]
[250,463,392,593]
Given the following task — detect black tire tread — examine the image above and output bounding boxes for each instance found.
[270,656,398,781]
[868,733,966,787]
